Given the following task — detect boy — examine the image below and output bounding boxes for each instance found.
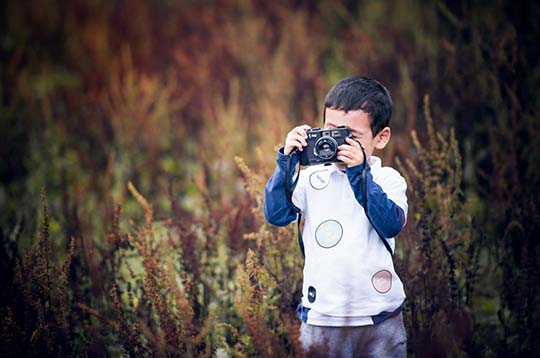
[264,76,408,357]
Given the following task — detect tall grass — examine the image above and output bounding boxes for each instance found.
[396,96,474,357]
[1,0,539,356]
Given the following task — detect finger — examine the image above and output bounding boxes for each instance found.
[339,146,362,160]
[348,137,366,151]
[300,130,308,140]
[338,149,362,162]
[337,151,353,160]
[285,142,303,153]
[337,155,353,165]
[286,139,307,152]
[338,152,363,168]
[338,144,358,152]
[286,142,304,152]
[299,124,312,132]
[288,133,308,147]
[288,128,305,140]
[296,125,311,138]
[345,137,361,148]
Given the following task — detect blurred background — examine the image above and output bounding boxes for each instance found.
[1,0,539,356]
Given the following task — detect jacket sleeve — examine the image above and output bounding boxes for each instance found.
[346,163,407,238]
[263,148,304,226]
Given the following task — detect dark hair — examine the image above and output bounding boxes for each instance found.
[323,76,393,136]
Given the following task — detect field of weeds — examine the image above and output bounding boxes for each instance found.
[1,1,539,356]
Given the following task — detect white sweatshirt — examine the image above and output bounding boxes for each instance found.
[289,157,407,326]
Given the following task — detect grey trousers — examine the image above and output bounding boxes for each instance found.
[299,312,406,358]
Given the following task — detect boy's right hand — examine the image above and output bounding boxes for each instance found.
[284,125,311,155]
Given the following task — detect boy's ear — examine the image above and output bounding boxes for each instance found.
[374,127,391,150]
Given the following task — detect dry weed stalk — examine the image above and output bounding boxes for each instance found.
[234,155,305,355]
[107,204,127,249]
[8,190,77,356]
[109,284,147,356]
[234,156,265,212]
[126,180,213,356]
[397,94,474,356]
[236,249,285,357]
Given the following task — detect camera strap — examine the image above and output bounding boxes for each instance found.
[360,146,394,256]
[285,152,305,257]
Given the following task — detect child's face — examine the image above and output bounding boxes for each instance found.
[324,108,391,164]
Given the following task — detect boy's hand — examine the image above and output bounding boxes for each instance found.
[284,125,311,155]
[337,137,366,168]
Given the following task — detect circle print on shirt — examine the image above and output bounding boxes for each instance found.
[371,270,392,294]
[309,170,330,190]
[315,220,343,248]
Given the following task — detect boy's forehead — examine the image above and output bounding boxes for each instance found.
[324,108,371,132]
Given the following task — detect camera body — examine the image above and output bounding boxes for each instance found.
[299,126,351,166]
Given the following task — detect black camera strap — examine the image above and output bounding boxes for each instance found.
[360,145,394,256]
[285,152,305,257]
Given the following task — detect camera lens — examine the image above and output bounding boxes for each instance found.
[314,137,338,160]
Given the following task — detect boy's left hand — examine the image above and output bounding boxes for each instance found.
[337,137,366,168]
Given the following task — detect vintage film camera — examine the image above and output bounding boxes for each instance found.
[299,126,351,166]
